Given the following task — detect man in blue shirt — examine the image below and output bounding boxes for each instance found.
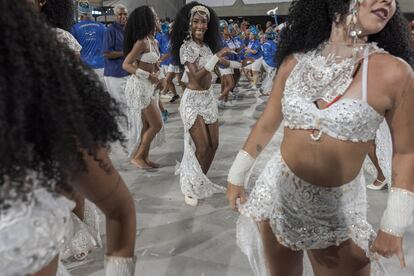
[243,27,263,90]
[71,0,106,87]
[260,32,278,95]
[157,22,180,104]
[103,4,128,108]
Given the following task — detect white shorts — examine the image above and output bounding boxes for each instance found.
[218,67,234,76]
[167,64,181,73]
[244,57,263,72]
[262,61,276,74]
[160,65,169,77]
[93,68,107,90]
[104,76,128,107]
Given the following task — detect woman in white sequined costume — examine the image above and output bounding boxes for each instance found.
[170,2,239,206]
[33,0,103,262]
[227,0,414,275]
[0,1,137,275]
[123,6,165,169]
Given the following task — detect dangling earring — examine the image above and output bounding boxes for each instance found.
[187,22,193,41]
[346,0,364,45]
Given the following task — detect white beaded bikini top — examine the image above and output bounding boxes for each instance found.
[281,42,386,142]
[139,37,160,64]
[180,39,213,69]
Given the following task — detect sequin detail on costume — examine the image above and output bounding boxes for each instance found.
[281,43,386,142]
[0,173,74,275]
[124,73,166,159]
[178,88,225,198]
[237,152,388,275]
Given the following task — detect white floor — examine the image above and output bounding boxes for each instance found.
[65,80,414,276]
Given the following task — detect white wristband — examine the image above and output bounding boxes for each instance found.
[104,255,136,276]
[135,68,150,78]
[204,54,220,72]
[229,61,242,69]
[380,187,414,237]
[227,150,256,187]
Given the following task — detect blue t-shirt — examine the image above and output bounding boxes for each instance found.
[71,20,106,69]
[102,22,128,78]
[262,40,277,68]
[246,39,262,60]
[157,33,172,66]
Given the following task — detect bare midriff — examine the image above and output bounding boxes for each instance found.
[186,70,212,91]
[280,128,371,187]
[134,60,157,73]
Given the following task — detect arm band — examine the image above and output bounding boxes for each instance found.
[229,61,242,69]
[204,54,220,72]
[104,255,136,276]
[227,150,255,187]
[135,68,150,78]
[380,187,414,237]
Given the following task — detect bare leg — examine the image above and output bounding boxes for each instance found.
[158,100,165,113]
[257,221,304,276]
[32,255,58,276]
[132,101,162,168]
[368,141,386,185]
[189,116,212,174]
[205,121,219,172]
[252,70,260,87]
[176,72,186,91]
[219,74,234,102]
[167,72,178,96]
[233,69,241,88]
[308,239,370,276]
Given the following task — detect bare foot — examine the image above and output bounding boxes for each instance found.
[145,159,160,168]
[131,158,152,169]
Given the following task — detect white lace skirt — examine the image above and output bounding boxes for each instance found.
[177,88,225,198]
[61,200,102,261]
[125,74,165,159]
[237,150,388,275]
[0,189,74,275]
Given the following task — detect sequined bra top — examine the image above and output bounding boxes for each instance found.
[139,37,160,64]
[281,43,385,142]
[180,39,213,69]
[179,39,214,84]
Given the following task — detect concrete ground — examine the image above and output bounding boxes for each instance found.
[65,80,414,276]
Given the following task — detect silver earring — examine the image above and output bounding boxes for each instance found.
[347,0,363,44]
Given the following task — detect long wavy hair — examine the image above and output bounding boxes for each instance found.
[40,0,75,31]
[0,1,123,190]
[276,0,414,68]
[170,1,221,68]
[124,6,156,55]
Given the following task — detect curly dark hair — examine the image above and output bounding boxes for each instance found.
[0,1,123,190]
[276,0,414,68]
[124,6,156,55]
[170,1,221,68]
[40,0,75,31]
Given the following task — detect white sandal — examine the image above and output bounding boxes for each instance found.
[367,178,389,190]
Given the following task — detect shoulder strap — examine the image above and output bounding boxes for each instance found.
[362,47,369,102]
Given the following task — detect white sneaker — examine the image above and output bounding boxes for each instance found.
[225,101,234,107]
[184,195,198,206]
[251,84,258,90]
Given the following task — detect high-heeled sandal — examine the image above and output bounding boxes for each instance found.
[367,178,389,190]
